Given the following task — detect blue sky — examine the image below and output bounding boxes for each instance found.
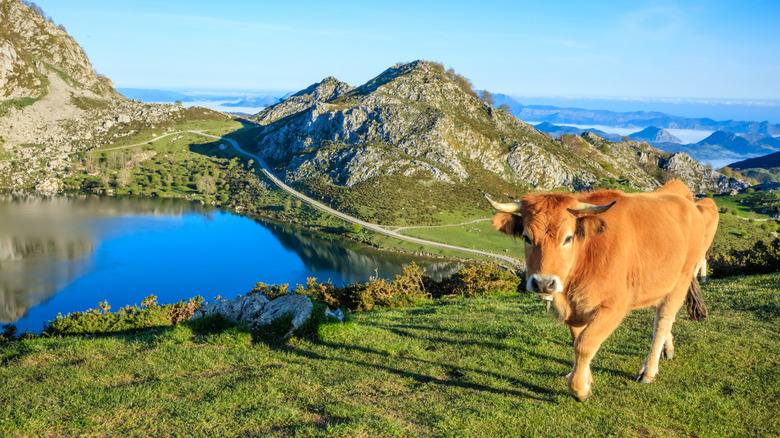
[32,0,780,100]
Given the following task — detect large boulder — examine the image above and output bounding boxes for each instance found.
[191,293,313,338]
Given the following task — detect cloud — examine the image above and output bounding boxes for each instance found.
[619,3,685,40]
[553,39,590,50]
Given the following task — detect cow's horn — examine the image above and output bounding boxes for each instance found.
[571,201,616,215]
[483,192,523,213]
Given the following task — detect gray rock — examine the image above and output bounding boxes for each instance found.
[325,307,344,322]
[34,178,62,194]
[191,293,269,323]
[191,293,313,339]
[251,295,313,338]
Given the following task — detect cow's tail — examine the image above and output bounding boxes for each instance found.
[686,278,708,321]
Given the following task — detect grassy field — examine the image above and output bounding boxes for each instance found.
[711,190,780,220]
[396,218,525,263]
[2,273,777,437]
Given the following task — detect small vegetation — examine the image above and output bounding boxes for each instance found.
[710,237,780,277]
[0,96,41,117]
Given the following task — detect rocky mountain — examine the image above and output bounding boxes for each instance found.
[0,0,192,191]
[253,76,353,126]
[493,93,780,136]
[629,126,681,144]
[245,61,746,224]
[536,117,780,166]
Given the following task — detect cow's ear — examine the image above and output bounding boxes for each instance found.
[492,213,523,237]
[575,216,607,240]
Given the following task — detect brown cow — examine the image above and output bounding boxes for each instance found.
[653,180,719,281]
[486,181,708,401]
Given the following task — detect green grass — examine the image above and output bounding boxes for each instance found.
[397,218,524,262]
[1,273,778,436]
[0,96,41,117]
[712,190,780,220]
[710,210,778,255]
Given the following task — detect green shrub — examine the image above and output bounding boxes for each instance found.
[710,238,780,277]
[42,295,203,336]
[425,263,522,297]
[306,263,428,311]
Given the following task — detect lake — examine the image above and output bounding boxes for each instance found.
[0,193,462,333]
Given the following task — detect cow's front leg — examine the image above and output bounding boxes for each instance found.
[568,307,624,401]
[564,324,586,378]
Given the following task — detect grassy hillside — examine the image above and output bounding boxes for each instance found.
[1,273,778,437]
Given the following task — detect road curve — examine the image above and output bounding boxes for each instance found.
[188,131,522,267]
[84,129,522,267]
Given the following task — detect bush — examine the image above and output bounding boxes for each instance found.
[42,295,203,336]
[425,263,523,297]
[710,238,780,277]
[307,263,429,311]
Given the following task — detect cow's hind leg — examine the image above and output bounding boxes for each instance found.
[568,307,624,402]
[635,280,689,383]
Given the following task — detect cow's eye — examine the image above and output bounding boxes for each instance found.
[562,234,573,247]
[523,234,532,245]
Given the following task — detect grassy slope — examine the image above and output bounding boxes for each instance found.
[1,273,778,437]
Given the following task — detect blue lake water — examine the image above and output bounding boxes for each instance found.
[0,194,461,333]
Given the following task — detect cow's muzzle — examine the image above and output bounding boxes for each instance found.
[527,274,563,300]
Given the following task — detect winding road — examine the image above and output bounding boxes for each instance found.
[84,129,522,267]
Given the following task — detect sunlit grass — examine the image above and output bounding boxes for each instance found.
[1,273,777,436]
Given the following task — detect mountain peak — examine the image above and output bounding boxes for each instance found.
[253,76,353,125]
[629,126,682,144]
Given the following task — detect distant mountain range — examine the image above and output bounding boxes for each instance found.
[532,121,780,167]
[116,88,280,108]
[493,94,780,136]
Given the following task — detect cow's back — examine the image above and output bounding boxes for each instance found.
[574,190,705,310]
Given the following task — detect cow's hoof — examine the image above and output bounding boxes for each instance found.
[662,346,674,360]
[569,389,592,402]
[634,371,655,384]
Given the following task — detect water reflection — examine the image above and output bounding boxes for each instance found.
[0,193,206,324]
[0,193,461,331]
[262,220,463,285]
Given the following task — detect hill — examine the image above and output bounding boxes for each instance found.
[727,150,780,183]
[533,122,623,142]
[0,0,209,190]
[244,61,746,225]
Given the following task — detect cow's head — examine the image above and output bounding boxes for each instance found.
[485,193,614,299]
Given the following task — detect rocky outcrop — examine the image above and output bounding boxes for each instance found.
[661,152,751,193]
[191,293,314,338]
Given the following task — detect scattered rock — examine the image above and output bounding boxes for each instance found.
[34,178,62,194]
[325,307,344,322]
[191,293,269,323]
